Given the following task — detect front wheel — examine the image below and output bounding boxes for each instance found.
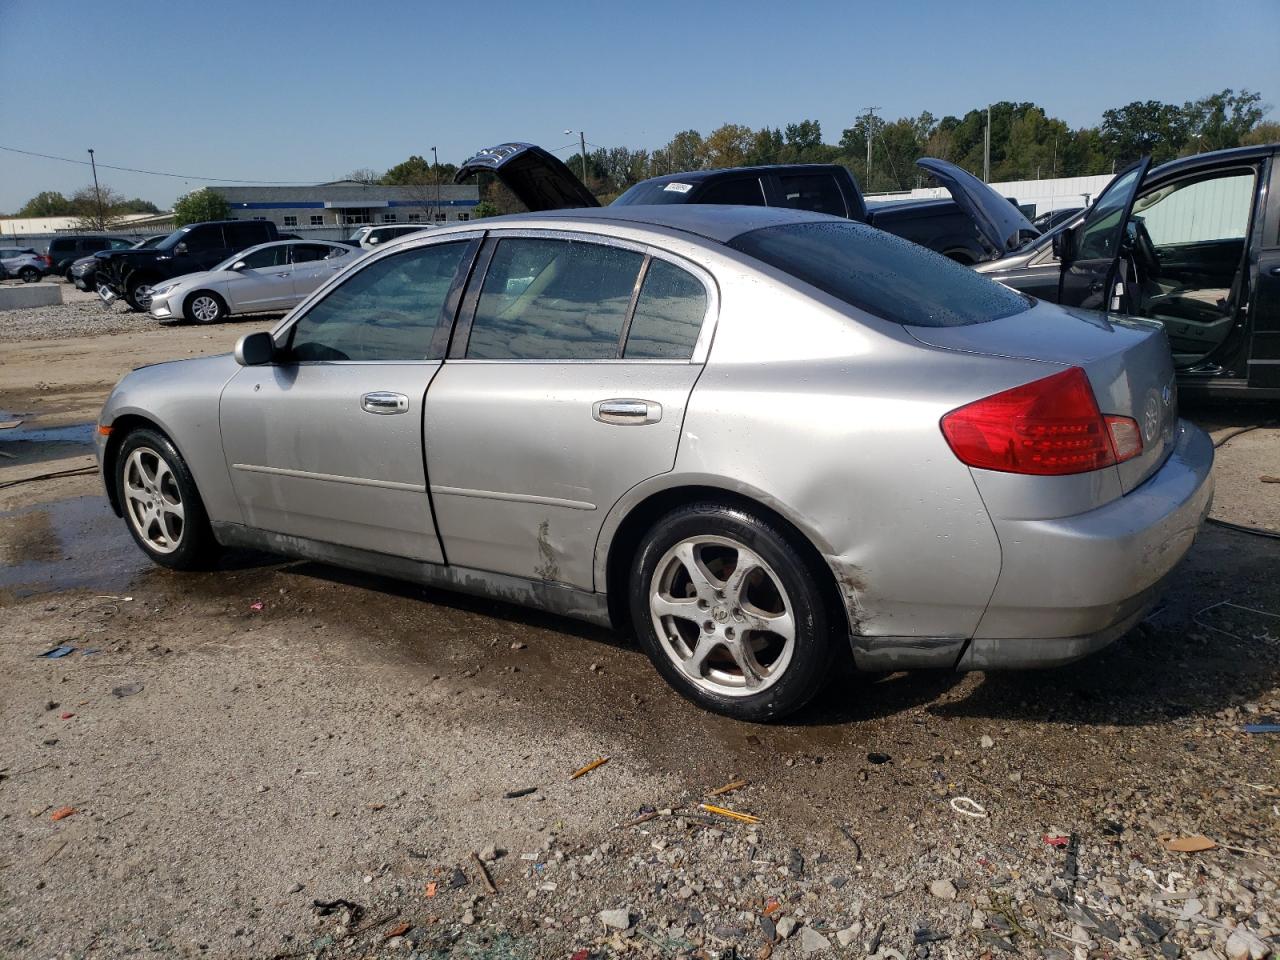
[125,279,154,312]
[19,267,40,283]
[115,428,218,570]
[183,291,226,324]
[629,502,835,722]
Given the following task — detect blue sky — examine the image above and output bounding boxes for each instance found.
[1,0,1277,212]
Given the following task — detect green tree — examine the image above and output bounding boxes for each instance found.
[1241,120,1280,145]
[703,123,754,168]
[1182,88,1269,151]
[745,127,784,166]
[1100,100,1189,165]
[472,200,499,218]
[172,188,230,226]
[17,190,74,217]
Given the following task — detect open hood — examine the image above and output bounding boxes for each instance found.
[916,158,1038,255]
[455,142,600,212]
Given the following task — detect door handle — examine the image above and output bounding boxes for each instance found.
[361,391,409,415]
[275,272,290,278]
[593,398,662,425]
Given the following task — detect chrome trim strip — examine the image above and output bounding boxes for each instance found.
[430,484,596,511]
[1246,358,1280,365]
[232,463,426,493]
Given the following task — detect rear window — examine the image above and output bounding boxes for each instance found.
[727,221,1031,328]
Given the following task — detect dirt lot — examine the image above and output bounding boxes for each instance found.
[1,294,1277,960]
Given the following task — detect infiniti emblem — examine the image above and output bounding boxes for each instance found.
[1142,393,1161,445]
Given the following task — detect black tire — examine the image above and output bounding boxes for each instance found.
[64,267,76,282]
[183,290,227,325]
[114,428,218,570]
[125,278,154,312]
[19,267,40,283]
[628,501,835,722]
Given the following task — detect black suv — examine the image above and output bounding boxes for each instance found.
[44,235,137,279]
[96,219,279,310]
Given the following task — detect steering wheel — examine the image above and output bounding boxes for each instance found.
[1129,218,1160,279]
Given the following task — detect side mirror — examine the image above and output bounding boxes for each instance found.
[367,236,380,244]
[234,331,275,366]
[230,260,247,271]
[174,242,189,256]
[1051,226,1073,264]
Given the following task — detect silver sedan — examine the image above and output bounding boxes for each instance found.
[96,206,1213,721]
[147,240,356,324]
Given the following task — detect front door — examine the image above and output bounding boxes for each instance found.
[1058,157,1151,310]
[219,237,480,562]
[1249,155,1280,390]
[424,233,715,589]
[225,244,294,312]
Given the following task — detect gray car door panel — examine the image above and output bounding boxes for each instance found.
[424,362,701,588]
[219,363,444,561]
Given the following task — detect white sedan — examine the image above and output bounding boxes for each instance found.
[148,240,357,324]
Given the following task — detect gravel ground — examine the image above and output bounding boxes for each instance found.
[0,283,162,342]
[1,304,1277,960]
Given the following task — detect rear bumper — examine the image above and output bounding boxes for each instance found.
[959,419,1213,668]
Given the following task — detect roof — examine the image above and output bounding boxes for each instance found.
[635,163,848,188]
[1149,142,1278,180]
[469,204,843,244]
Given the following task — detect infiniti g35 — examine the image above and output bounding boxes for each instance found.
[96,206,1213,721]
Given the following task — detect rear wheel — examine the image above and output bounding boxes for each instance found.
[184,291,227,324]
[115,428,218,570]
[629,502,835,722]
[19,267,39,283]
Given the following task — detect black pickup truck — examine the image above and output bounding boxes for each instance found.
[458,141,1280,399]
[97,219,279,311]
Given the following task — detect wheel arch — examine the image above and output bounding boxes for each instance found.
[599,480,851,641]
[102,414,197,517]
[184,288,229,320]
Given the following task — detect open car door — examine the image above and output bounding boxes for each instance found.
[455,142,600,212]
[916,158,1039,257]
[1056,157,1151,310]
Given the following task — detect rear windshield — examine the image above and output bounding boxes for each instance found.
[727,221,1031,328]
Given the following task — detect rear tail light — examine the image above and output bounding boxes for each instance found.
[940,367,1142,476]
[42,254,52,267]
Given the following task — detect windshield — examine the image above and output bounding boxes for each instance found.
[155,226,193,251]
[613,180,703,205]
[728,221,1032,328]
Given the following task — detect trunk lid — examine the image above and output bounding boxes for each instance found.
[909,300,1179,493]
[916,158,1039,256]
[454,142,600,212]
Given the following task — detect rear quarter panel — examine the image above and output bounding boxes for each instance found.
[609,259,1056,641]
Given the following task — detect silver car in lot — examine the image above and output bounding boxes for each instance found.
[1,247,45,283]
[95,206,1213,721]
[148,240,356,324]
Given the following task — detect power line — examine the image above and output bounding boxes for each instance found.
[0,144,322,185]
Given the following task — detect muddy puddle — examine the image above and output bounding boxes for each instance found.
[0,494,148,597]
[0,422,96,445]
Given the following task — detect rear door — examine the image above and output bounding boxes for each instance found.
[219,235,481,561]
[1058,157,1151,310]
[288,242,350,301]
[424,231,715,589]
[765,170,851,217]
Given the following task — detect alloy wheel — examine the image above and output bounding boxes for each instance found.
[122,447,185,554]
[649,535,796,697]
[190,295,220,323]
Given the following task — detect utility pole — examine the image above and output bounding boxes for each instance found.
[983,106,991,183]
[88,148,105,230]
[580,131,587,183]
[862,106,879,188]
[431,145,440,222]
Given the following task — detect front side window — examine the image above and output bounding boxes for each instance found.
[1076,164,1144,261]
[225,222,269,249]
[285,242,470,362]
[182,226,225,251]
[774,174,847,216]
[729,221,1030,328]
[623,259,708,359]
[237,246,288,269]
[109,238,134,249]
[82,238,109,252]
[467,238,643,360]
